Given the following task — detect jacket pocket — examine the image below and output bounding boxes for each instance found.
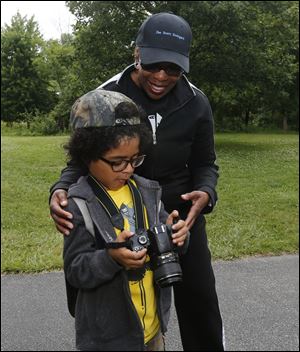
[75,274,141,342]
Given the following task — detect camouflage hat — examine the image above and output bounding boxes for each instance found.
[70,89,141,129]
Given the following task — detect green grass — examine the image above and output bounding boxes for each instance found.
[1,133,299,273]
[1,136,69,273]
[1,121,34,136]
[208,133,299,259]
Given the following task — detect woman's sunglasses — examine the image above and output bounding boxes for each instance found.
[140,62,184,77]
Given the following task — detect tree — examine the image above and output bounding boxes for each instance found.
[1,12,57,125]
[38,36,78,130]
[66,1,158,92]
[66,1,298,131]
[254,1,299,130]
[165,1,299,130]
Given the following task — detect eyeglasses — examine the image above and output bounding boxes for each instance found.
[99,154,146,172]
[140,62,184,77]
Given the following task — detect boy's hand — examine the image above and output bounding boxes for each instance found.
[108,230,147,269]
[49,189,73,235]
[166,210,188,247]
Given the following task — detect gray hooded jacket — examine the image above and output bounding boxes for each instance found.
[64,174,188,351]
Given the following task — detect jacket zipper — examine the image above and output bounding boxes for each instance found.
[153,133,157,145]
[123,272,145,347]
[139,280,147,330]
[154,283,165,333]
[144,115,157,180]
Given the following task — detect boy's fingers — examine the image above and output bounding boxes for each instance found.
[117,231,134,241]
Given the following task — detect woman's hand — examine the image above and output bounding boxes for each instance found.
[49,189,73,235]
[181,191,210,230]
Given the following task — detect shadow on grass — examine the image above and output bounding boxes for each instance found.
[216,141,272,153]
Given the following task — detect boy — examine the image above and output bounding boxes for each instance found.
[63,89,189,351]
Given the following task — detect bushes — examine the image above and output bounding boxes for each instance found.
[1,110,68,136]
[29,112,62,135]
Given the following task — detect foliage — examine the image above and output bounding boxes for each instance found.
[161,1,299,130]
[22,109,61,135]
[1,12,57,124]
[39,37,81,130]
[0,120,68,136]
[1,2,299,132]
[65,1,156,91]
[65,1,298,131]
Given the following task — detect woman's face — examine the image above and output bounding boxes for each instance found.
[131,52,182,100]
[89,136,140,190]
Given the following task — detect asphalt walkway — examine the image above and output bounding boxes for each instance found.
[1,254,299,351]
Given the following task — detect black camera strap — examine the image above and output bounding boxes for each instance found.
[87,175,147,248]
[127,178,147,230]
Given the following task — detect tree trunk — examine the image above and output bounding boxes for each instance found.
[245,109,250,126]
[283,115,288,131]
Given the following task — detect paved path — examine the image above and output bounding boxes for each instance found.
[1,254,299,351]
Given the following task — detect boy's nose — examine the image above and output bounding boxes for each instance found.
[122,163,135,173]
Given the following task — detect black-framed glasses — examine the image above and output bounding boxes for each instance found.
[99,154,146,172]
[140,62,184,77]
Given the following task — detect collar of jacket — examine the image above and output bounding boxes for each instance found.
[68,174,164,232]
[68,174,161,199]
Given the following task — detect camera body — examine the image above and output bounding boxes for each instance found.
[127,228,150,252]
[127,223,182,288]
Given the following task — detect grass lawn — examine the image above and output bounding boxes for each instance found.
[209,133,298,259]
[1,133,299,273]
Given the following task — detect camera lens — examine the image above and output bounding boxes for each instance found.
[138,235,148,245]
[154,262,182,288]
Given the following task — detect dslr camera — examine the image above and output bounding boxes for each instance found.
[127,223,182,288]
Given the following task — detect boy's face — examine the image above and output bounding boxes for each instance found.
[89,136,140,190]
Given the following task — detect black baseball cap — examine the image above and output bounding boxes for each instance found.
[136,12,192,73]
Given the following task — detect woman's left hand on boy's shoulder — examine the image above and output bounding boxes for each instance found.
[166,210,188,247]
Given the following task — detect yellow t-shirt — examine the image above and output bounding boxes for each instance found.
[107,183,160,343]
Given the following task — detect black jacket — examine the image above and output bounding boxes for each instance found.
[51,65,219,214]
